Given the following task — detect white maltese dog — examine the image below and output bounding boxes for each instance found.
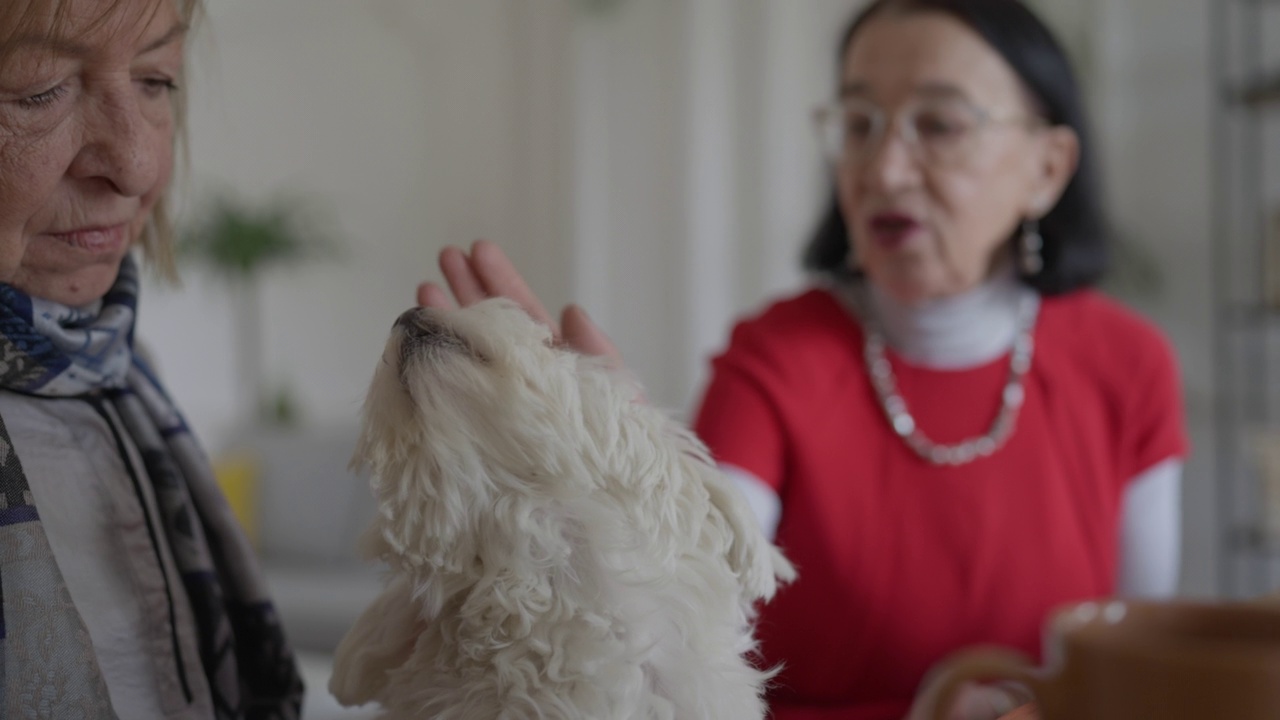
[330,299,795,720]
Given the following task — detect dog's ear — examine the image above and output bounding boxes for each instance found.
[358,439,489,580]
[352,336,489,586]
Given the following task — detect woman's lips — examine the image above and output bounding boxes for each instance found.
[47,223,130,254]
[867,212,922,249]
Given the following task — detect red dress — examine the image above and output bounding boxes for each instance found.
[692,287,1189,720]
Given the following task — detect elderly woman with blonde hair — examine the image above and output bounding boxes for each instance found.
[0,0,303,717]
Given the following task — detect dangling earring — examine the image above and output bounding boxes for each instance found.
[1019,218,1044,276]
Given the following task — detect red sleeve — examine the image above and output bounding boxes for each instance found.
[1116,319,1190,482]
[693,331,788,493]
[694,363,785,492]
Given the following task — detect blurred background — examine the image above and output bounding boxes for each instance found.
[132,0,1278,715]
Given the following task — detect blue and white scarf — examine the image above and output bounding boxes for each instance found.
[0,256,303,719]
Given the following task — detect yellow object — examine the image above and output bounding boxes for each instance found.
[213,453,260,548]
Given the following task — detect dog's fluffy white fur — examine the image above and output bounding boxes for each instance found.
[330,299,795,720]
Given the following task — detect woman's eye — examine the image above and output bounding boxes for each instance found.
[916,113,966,138]
[139,77,178,98]
[16,84,67,109]
[844,113,876,139]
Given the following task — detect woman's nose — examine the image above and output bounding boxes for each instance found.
[859,122,922,191]
[68,85,166,198]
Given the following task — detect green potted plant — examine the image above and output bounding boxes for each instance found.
[180,193,338,427]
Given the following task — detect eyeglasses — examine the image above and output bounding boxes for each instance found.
[812,96,1044,170]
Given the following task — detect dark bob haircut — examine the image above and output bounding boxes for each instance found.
[802,0,1108,295]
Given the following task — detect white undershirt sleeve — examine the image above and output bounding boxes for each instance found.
[721,463,782,542]
[1117,458,1183,598]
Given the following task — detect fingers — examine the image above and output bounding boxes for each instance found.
[428,242,626,366]
[469,240,558,330]
[439,245,489,307]
[416,282,456,310]
[435,241,560,337]
[423,246,630,376]
[561,304,623,366]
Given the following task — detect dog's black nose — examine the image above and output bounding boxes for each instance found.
[395,308,426,332]
[396,308,441,343]
[395,308,468,353]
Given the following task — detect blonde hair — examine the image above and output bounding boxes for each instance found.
[0,0,203,283]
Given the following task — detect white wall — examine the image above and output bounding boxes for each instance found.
[570,0,858,413]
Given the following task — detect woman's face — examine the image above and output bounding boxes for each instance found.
[0,0,182,306]
[836,10,1077,304]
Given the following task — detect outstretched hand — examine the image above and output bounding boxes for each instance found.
[416,240,622,366]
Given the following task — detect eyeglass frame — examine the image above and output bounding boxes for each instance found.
[811,93,1049,170]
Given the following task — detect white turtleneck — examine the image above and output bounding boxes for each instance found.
[865,265,1031,370]
[723,272,1182,599]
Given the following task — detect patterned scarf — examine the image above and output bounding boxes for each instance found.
[0,256,303,719]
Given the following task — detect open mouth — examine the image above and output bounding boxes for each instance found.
[867,212,922,248]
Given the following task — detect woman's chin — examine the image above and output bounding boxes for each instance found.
[13,258,128,307]
[867,271,940,306]
[866,263,985,306]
